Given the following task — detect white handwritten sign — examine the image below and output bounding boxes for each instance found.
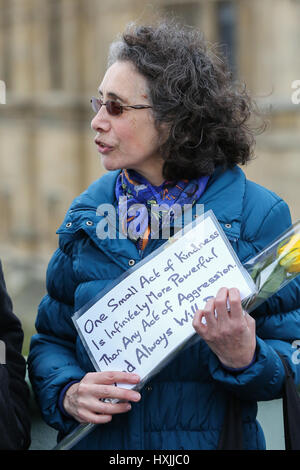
[73,211,256,387]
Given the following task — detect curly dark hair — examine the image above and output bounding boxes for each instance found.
[108,21,263,180]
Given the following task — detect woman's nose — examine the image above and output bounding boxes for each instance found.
[91,107,111,132]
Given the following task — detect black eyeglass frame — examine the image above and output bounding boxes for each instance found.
[90,97,153,116]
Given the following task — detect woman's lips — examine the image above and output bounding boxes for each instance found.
[95,141,114,154]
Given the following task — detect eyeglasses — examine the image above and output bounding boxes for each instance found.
[90,97,152,116]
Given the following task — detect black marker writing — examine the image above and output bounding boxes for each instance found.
[135,328,173,365]
[172,303,199,327]
[174,231,219,263]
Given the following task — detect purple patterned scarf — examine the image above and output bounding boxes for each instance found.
[115,169,209,250]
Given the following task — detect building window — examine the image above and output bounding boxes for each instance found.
[0,0,12,88]
[48,0,62,89]
[216,0,237,76]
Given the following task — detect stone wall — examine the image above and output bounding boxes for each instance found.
[0,0,299,275]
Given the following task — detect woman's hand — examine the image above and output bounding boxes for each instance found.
[192,287,256,369]
[63,371,141,424]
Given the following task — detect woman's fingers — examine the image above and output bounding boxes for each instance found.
[214,287,230,323]
[81,394,133,415]
[84,371,140,385]
[75,407,113,425]
[81,372,141,403]
[63,372,141,424]
[192,287,256,368]
[226,287,243,319]
[86,382,141,403]
[193,297,213,335]
[202,298,216,329]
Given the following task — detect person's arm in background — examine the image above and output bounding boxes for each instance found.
[0,261,31,450]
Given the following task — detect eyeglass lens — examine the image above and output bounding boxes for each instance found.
[91,97,122,116]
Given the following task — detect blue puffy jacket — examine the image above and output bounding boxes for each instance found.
[28,166,300,450]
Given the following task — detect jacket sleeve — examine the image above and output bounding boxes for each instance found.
[28,244,86,435]
[208,198,300,401]
[0,261,31,449]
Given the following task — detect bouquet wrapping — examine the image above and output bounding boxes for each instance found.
[53,220,300,450]
[242,220,300,313]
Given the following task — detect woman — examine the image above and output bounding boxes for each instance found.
[0,261,31,449]
[28,21,300,450]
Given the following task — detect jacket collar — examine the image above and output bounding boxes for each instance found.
[57,170,120,235]
[199,165,246,240]
[57,166,246,267]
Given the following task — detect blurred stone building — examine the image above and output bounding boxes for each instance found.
[0,0,299,351]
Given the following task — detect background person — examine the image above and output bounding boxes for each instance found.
[0,261,31,449]
[28,21,300,450]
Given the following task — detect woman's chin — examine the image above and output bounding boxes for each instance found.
[101,157,121,172]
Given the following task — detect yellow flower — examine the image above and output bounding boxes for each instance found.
[278,234,300,273]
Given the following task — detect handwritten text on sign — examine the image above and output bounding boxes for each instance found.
[74,212,255,385]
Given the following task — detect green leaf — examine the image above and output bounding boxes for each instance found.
[255,264,287,300]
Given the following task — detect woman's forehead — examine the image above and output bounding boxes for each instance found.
[99,61,149,103]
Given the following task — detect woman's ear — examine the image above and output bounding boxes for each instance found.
[158,122,171,146]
